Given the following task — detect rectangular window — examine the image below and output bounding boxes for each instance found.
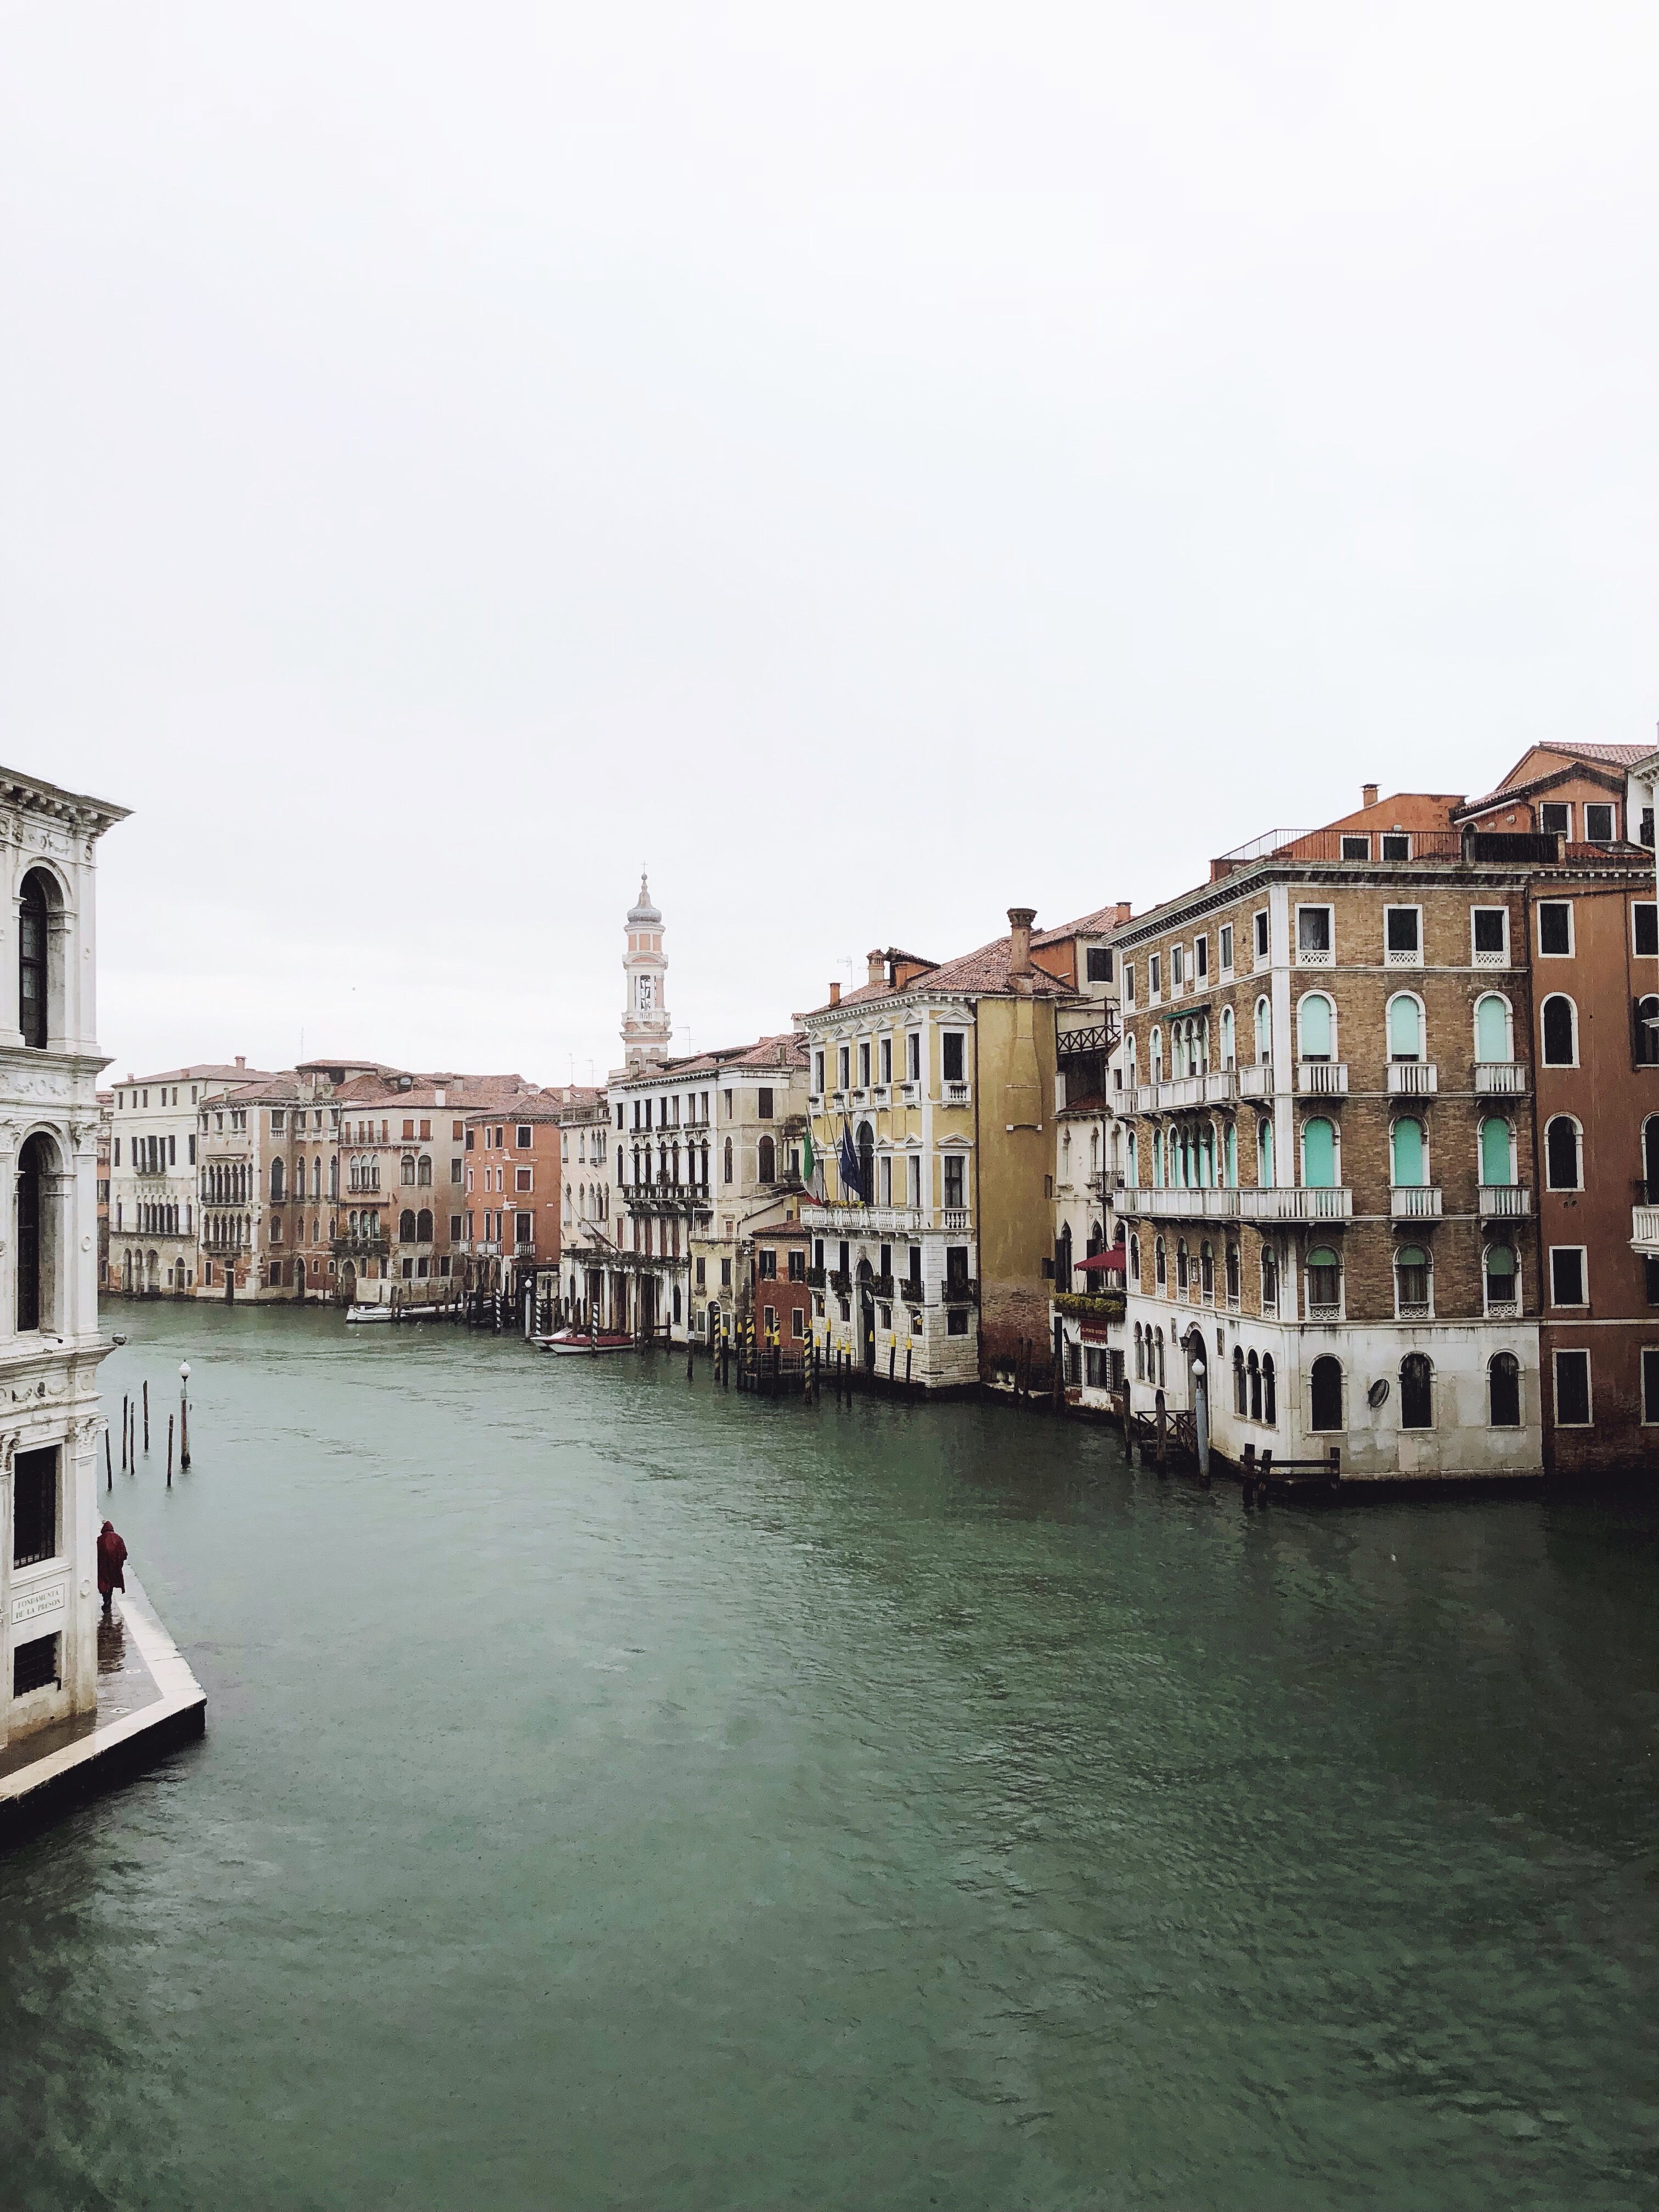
[1549,1246,1586,1306]
[402,1118,414,1139]
[1254,910,1269,961]
[1340,834,1370,860]
[1634,905,1658,958]
[1297,906,1333,960]
[695,1257,706,1286]
[465,1128,475,1150]
[113,1138,121,1165]
[788,1248,805,1282]
[514,1125,530,1148]
[721,1257,732,1288]
[1554,1348,1592,1426]
[1472,907,1508,962]
[906,1032,921,1081]
[516,1212,531,1244]
[1218,924,1233,973]
[1195,936,1208,980]
[1172,944,1184,988]
[1538,901,1573,957]
[1584,802,1615,844]
[1643,1348,1659,1424]
[1123,963,1135,1007]
[271,1111,284,1133]
[13,1446,58,1567]
[907,1245,922,1289]
[13,1633,59,1697]
[1644,807,1655,849]
[1085,947,1111,982]
[1381,833,1411,862]
[941,1032,965,1082]
[1539,802,1571,839]
[1646,1256,1659,1308]
[879,1154,891,1205]
[856,1045,869,1090]
[1384,907,1421,962]
[880,1036,891,1084]
[758,1087,774,1120]
[906,1155,921,1209]
[187,1134,196,1165]
[943,1155,966,1208]
[838,1047,850,1091]
[947,1307,969,1336]
[759,1249,777,1280]
[1149,953,1161,998]
[515,1169,532,1191]
[450,1159,461,1184]
[791,1307,805,1340]
[449,1214,461,1239]
[813,1051,825,1092]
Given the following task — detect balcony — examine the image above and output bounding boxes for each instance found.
[331,1235,390,1259]
[1631,1205,1659,1254]
[1238,1064,1272,1099]
[805,1203,926,1235]
[1119,1186,1240,1221]
[1296,1062,1348,1096]
[943,1082,972,1108]
[941,1208,971,1232]
[806,1265,827,1289]
[943,1277,979,1306]
[1475,1062,1528,1096]
[1479,1185,1531,1218]
[1390,1185,1443,1219]
[1387,1062,1438,1097]
[1236,1185,1353,1222]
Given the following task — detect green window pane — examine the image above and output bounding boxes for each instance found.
[1391,1118,1425,1186]
[1475,995,1509,1062]
[1480,1116,1512,1186]
[1303,1118,1336,1188]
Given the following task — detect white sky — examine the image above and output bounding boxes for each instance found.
[4,4,1657,1085]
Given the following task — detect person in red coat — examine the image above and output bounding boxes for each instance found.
[97,1520,127,1619]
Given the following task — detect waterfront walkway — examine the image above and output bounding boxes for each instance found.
[0,1570,205,1843]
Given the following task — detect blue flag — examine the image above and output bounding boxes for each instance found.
[838,1118,862,1201]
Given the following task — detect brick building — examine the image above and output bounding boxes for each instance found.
[752,1221,812,1354]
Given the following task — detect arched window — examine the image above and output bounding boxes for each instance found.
[1224,1122,1237,1188]
[1233,1346,1246,1413]
[1302,1117,1336,1188]
[1150,1027,1164,1081]
[1154,1235,1166,1288]
[1306,1244,1341,1314]
[399,1209,416,1242]
[1176,1239,1188,1291]
[1400,1352,1434,1429]
[270,1159,285,1203]
[19,870,52,1048]
[1297,994,1333,1062]
[1248,1350,1261,1420]
[856,1122,874,1202]
[1542,995,1577,1066]
[312,1158,323,1198]
[1475,994,1511,1063]
[1386,995,1423,1062]
[1200,1241,1214,1299]
[1134,1324,1145,1381]
[1638,996,1659,1068]
[1395,1244,1430,1316]
[1258,1117,1274,1188]
[1254,997,1271,1064]
[1128,1233,1140,1285]
[723,1138,733,1184]
[1262,1353,1276,1424]
[1390,1116,1426,1187]
[1152,1131,1164,1188]
[1644,1115,1659,1195]
[1225,1242,1240,1301]
[1309,1355,1343,1431]
[1485,1243,1517,1312]
[1545,1116,1581,1190]
[417,1156,432,1187]
[16,1130,54,1329]
[1480,1116,1514,1187]
[416,1208,433,1242]
[758,1135,776,1184]
[1261,1245,1279,1313]
[1126,1130,1137,1185]
[1155,1329,1166,1387]
[402,1155,416,1185]
[1488,1351,1521,1428]
[1221,1006,1235,1068]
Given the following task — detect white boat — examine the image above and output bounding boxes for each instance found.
[535,1330,634,1356]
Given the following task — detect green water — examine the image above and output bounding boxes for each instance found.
[1,1303,1655,2210]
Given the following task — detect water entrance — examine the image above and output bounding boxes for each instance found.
[2,1301,1655,2209]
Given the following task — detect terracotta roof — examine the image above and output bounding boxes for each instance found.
[919,932,1071,998]
[1533,741,1652,768]
[1034,903,1131,946]
[122,1063,270,1086]
[618,1034,804,1081]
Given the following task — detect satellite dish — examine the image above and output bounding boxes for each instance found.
[1367,1378,1390,1408]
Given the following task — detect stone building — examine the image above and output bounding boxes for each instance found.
[557,1088,617,1328]
[2,767,128,1757]
[461,1085,586,1324]
[799,912,1076,1392]
[106,1060,261,1296]
[1045,905,1131,1410]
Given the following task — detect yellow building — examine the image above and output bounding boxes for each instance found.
[799,909,1090,1391]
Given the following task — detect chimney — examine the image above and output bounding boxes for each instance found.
[1362,783,1378,809]
[867,949,885,986]
[1008,907,1036,977]
[828,981,841,1007]
[235,1055,245,1070]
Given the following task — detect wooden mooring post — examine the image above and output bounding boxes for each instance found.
[167,1416,174,1486]
[121,1395,127,1471]
[143,1381,149,1453]
[105,1425,112,1489]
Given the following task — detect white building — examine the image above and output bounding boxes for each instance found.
[2,767,128,1756]
[107,1059,260,1296]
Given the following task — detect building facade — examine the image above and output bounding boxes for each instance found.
[3,768,127,1755]
[108,1060,261,1296]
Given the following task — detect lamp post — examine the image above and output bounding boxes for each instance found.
[178,1361,191,1471]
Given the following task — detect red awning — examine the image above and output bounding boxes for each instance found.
[1076,1247,1126,1274]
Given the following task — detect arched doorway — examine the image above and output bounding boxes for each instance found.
[856,1256,876,1371]
[856,1122,875,1207]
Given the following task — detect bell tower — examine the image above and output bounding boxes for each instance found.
[622,870,670,1068]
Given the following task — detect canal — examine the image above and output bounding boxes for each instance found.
[2,1301,1655,2209]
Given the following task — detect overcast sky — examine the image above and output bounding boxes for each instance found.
[4,4,1656,1086]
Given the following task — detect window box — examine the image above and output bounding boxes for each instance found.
[828,1270,851,1295]
[1052,1289,1126,1322]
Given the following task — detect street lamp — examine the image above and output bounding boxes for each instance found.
[178,1362,191,1471]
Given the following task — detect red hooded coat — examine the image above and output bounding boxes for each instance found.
[97,1522,127,1597]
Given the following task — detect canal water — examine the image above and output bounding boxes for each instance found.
[1,1304,1655,2210]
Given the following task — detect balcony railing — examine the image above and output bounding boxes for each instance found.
[805,1203,926,1235]
[1237,1185,1353,1222]
[1297,1062,1348,1095]
[1119,1186,1241,1221]
[941,1208,970,1232]
[1239,1064,1272,1098]
[1387,1063,1438,1096]
[1390,1185,1443,1218]
[331,1235,390,1258]
[943,1082,972,1107]
[1479,1186,1531,1217]
[1631,1206,1659,1252]
[1475,1062,1528,1094]
[943,1277,979,1306]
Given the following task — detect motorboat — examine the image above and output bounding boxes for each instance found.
[535,1329,634,1356]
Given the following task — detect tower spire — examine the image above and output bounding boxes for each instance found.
[622,870,669,1068]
